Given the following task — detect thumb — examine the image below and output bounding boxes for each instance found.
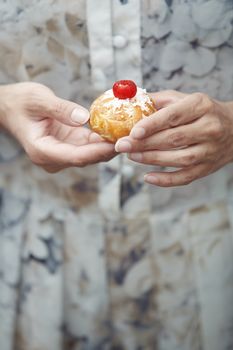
[48,95,90,126]
[149,90,186,110]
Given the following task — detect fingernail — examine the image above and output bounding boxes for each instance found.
[115,140,132,153]
[130,127,145,139]
[128,152,142,162]
[144,174,158,184]
[71,107,90,124]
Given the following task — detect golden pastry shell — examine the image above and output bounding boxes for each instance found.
[89,92,156,143]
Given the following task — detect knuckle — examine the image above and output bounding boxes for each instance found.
[179,153,198,167]
[192,92,206,103]
[73,158,85,168]
[163,173,175,187]
[168,131,185,147]
[24,84,53,114]
[192,92,207,104]
[193,92,213,113]
[68,152,87,168]
[183,173,195,185]
[207,119,224,139]
[27,145,48,166]
[168,110,179,127]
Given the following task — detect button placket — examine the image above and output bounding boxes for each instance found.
[112,0,142,85]
[111,1,142,213]
[86,0,115,91]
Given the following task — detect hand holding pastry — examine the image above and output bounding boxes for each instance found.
[89,80,156,142]
[115,90,233,187]
[0,82,116,172]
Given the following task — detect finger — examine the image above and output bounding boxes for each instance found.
[128,144,209,168]
[116,117,211,153]
[88,132,109,143]
[149,90,186,109]
[34,94,90,126]
[144,163,210,187]
[140,118,210,150]
[49,121,106,146]
[130,92,213,140]
[33,136,116,168]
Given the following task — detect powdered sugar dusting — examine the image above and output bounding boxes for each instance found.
[103,87,152,112]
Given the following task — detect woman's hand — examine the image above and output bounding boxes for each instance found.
[0,82,116,172]
[115,90,233,187]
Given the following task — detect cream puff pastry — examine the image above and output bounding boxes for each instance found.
[89,80,156,143]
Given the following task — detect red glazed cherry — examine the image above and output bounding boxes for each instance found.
[113,80,137,99]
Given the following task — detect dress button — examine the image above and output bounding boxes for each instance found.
[113,35,128,49]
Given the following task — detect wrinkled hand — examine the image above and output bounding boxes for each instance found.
[0,82,116,172]
[115,90,233,187]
